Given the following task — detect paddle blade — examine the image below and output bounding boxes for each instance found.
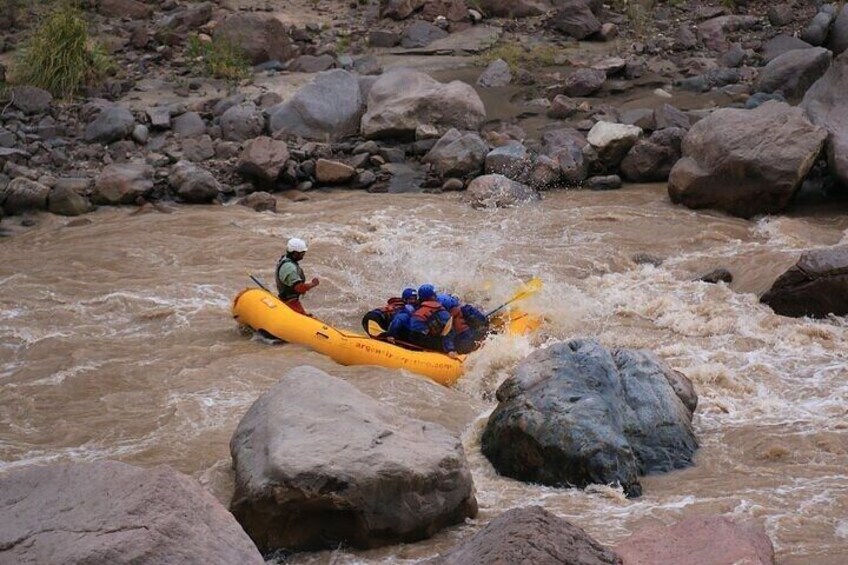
[366,319,387,337]
[509,277,543,303]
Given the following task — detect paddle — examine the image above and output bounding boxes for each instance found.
[248,273,270,292]
[486,277,543,318]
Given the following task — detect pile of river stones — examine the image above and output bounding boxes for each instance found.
[0,343,778,564]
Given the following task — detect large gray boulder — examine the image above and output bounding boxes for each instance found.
[620,128,685,182]
[0,461,265,565]
[92,163,154,205]
[427,506,622,565]
[424,129,488,178]
[828,5,848,55]
[550,0,601,40]
[84,105,135,145]
[481,339,698,498]
[269,70,369,141]
[668,101,826,218]
[755,47,832,100]
[0,178,50,215]
[361,69,485,140]
[236,136,290,185]
[214,13,293,65]
[466,174,539,208]
[615,515,775,565]
[169,160,221,203]
[230,366,477,552]
[760,246,848,318]
[801,10,835,46]
[220,103,264,142]
[801,51,848,188]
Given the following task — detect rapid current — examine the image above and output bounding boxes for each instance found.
[1,185,847,563]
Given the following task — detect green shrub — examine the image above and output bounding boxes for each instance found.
[186,34,251,82]
[12,4,113,99]
[479,41,561,72]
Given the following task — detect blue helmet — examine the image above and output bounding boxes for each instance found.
[438,293,458,310]
[418,284,436,300]
[401,287,417,301]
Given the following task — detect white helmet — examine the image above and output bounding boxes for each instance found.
[286,237,308,253]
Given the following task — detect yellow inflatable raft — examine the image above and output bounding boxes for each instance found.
[231,279,542,387]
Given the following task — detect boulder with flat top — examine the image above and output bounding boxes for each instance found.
[230,366,477,552]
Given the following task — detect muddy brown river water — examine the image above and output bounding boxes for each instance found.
[2,185,847,563]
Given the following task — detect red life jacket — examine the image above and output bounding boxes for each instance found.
[412,300,448,336]
[450,305,470,334]
[379,297,406,317]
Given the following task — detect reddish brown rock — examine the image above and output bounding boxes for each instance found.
[615,515,775,565]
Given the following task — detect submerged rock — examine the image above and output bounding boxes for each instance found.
[0,461,265,565]
[230,366,477,552]
[668,101,826,218]
[427,506,622,565]
[466,174,539,208]
[481,339,698,497]
[761,246,848,318]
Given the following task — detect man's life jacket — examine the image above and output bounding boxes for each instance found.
[411,300,452,336]
[275,255,304,301]
[378,297,406,318]
[449,305,470,335]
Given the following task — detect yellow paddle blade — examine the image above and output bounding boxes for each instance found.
[366,319,386,337]
[441,316,454,336]
[508,277,543,303]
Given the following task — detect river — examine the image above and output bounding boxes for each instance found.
[1,185,847,563]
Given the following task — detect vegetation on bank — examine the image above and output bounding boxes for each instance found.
[11,3,112,99]
[186,34,251,82]
[479,40,561,71]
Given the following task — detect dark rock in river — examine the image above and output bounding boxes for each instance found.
[230,366,477,552]
[466,174,539,208]
[237,136,290,186]
[481,339,698,497]
[668,101,826,218]
[0,460,265,565]
[761,245,848,318]
[48,185,93,216]
[801,51,848,189]
[427,506,623,565]
[615,515,775,565]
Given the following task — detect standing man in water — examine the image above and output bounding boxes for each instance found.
[275,237,319,315]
